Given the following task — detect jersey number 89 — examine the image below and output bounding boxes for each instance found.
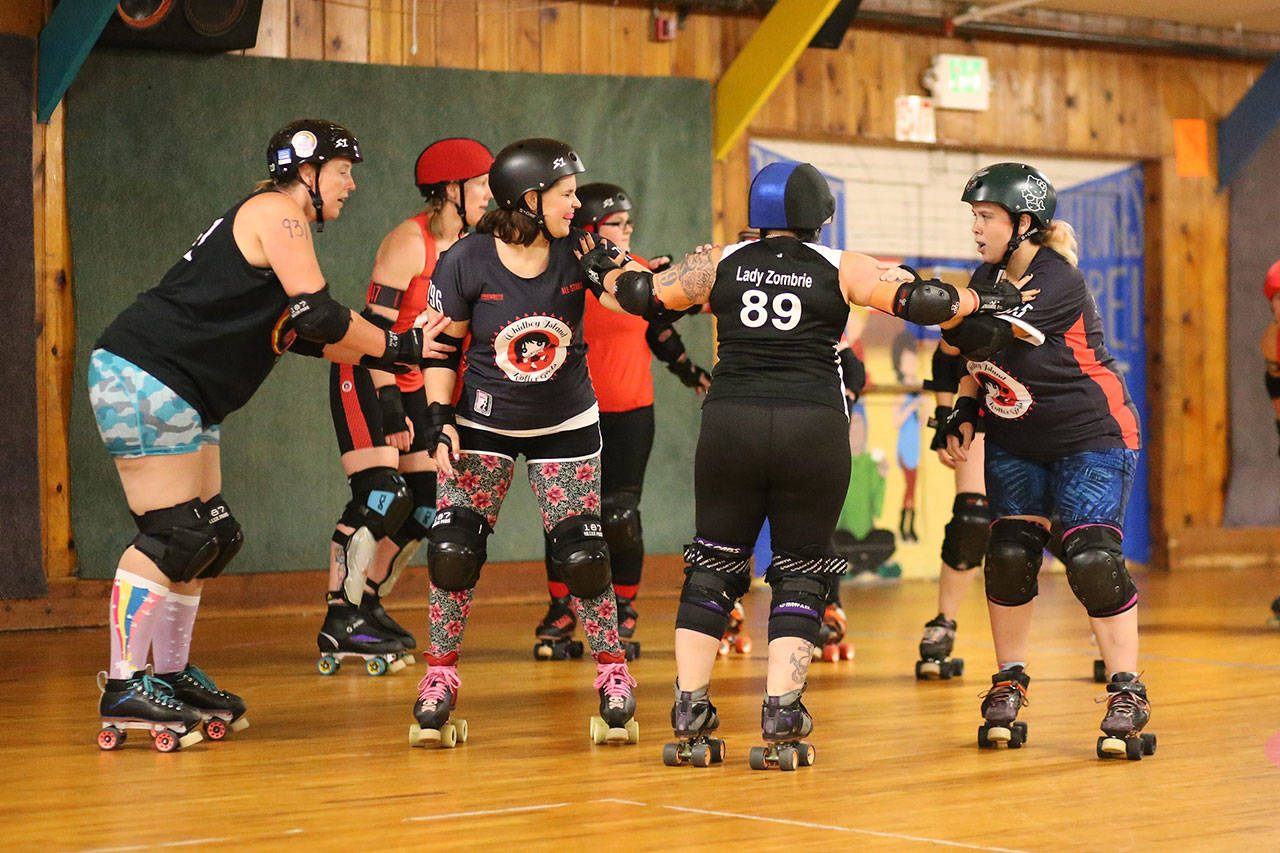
[740,289,801,331]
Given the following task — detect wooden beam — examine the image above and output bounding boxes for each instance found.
[713,0,843,161]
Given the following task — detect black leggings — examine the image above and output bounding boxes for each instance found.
[695,399,850,557]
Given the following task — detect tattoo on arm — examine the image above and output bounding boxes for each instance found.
[789,644,813,686]
[282,218,306,239]
[655,250,716,305]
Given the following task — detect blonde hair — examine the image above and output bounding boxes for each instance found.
[253,178,278,192]
[1031,219,1078,267]
[421,197,452,240]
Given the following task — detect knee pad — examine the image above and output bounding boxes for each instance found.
[1062,525,1137,617]
[677,540,754,638]
[340,466,412,541]
[984,519,1050,607]
[381,475,435,597]
[765,554,843,645]
[1265,370,1280,400]
[131,499,220,584]
[601,491,642,556]
[548,514,611,599]
[196,493,244,579]
[426,506,490,592]
[940,492,991,571]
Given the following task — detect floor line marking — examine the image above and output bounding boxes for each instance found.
[404,802,569,822]
[75,839,230,853]
[594,798,648,806]
[662,805,1031,852]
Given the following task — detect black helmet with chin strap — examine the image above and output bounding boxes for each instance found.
[489,138,585,238]
[267,119,362,232]
[572,183,631,231]
[961,162,1056,266]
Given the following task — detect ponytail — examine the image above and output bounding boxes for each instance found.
[1031,219,1078,267]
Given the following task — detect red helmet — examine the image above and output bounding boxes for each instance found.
[1266,259,1280,301]
[415,138,494,196]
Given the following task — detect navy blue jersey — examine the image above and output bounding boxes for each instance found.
[428,233,604,432]
[967,248,1141,459]
[96,191,298,425]
[705,236,850,414]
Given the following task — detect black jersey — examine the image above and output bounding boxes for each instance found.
[966,248,1141,459]
[428,233,603,433]
[96,192,301,425]
[704,236,850,413]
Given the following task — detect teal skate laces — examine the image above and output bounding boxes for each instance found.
[184,664,220,692]
[134,672,184,708]
[418,667,460,702]
[594,661,637,696]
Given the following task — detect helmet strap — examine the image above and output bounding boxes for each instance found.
[304,167,325,233]
[453,181,470,229]
[999,212,1036,270]
[533,192,553,242]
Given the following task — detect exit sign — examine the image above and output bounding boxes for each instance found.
[925,54,991,111]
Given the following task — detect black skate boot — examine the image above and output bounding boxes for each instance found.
[154,664,249,740]
[662,684,724,767]
[358,589,418,660]
[1097,673,1156,760]
[749,687,816,771]
[718,599,752,656]
[96,668,204,752]
[616,594,641,661]
[316,599,409,676]
[409,653,467,748]
[1269,595,1280,629]
[978,666,1029,748]
[916,614,964,680]
[813,603,854,662]
[590,651,639,745]
[533,595,583,661]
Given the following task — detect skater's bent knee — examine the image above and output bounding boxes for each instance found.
[765,552,844,645]
[548,514,611,599]
[941,492,990,571]
[130,499,221,583]
[196,493,242,579]
[601,492,642,555]
[340,467,413,541]
[427,506,491,591]
[1062,525,1136,617]
[984,519,1049,607]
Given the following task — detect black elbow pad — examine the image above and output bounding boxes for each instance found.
[360,306,396,331]
[891,279,960,326]
[288,285,351,343]
[942,315,1016,361]
[923,346,966,393]
[615,270,661,319]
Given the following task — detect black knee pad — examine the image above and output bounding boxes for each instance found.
[1265,370,1280,400]
[196,493,244,579]
[548,514,611,599]
[676,540,754,638]
[339,466,412,541]
[131,499,220,583]
[984,519,1050,607]
[427,506,490,591]
[765,551,846,644]
[940,492,990,571]
[1062,525,1137,617]
[601,491,642,555]
[391,471,437,547]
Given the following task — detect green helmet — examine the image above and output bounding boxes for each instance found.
[962,162,1056,228]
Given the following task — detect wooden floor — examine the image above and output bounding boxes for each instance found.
[5,563,1280,852]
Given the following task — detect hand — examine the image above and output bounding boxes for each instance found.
[972,273,1038,314]
[877,262,915,284]
[649,254,674,273]
[433,424,460,477]
[935,446,957,469]
[386,415,414,452]
[936,397,979,464]
[944,424,975,465]
[574,230,599,258]
[416,313,455,361]
[692,243,715,254]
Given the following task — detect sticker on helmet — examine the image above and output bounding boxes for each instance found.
[334,137,349,148]
[552,157,567,169]
[1021,176,1049,212]
[276,149,293,164]
[291,130,318,158]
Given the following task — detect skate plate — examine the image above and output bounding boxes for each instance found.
[97,721,204,753]
[662,736,725,767]
[916,657,964,680]
[1097,732,1155,760]
[316,651,408,676]
[589,715,639,745]
[409,718,468,749]
[978,721,1027,749]
[533,638,584,661]
[748,740,815,771]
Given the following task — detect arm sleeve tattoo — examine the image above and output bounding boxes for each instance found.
[655,250,716,305]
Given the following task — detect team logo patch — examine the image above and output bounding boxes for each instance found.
[493,314,571,383]
[969,361,1033,420]
[290,130,318,158]
[1021,175,1049,212]
[474,389,493,416]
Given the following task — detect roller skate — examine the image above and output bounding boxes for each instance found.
[717,600,752,656]
[589,651,639,745]
[813,603,855,662]
[662,684,725,767]
[96,667,204,752]
[748,687,816,771]
[316,600,409,676]
[409,655,467,748]
[1096,673,1156,760]
[533,595,584,661]
[915,614,964,680]
[616,594,641,661]
[977,666,1029,748]
[153,664,249,741]
[1268,595,1280,629]
[359,590,417,664]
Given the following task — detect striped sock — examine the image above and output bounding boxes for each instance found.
[152,591,201,674]
[108,570,168,679]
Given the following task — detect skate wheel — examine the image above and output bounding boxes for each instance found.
[589,716,607,744]
[797,742,816,766]
[366,657,388,677]
[440,723,457,749]
[1124,737,1144,760]
[388,657,407,674]
[915,660,930,680]
[153,731,178,753]
[97,726,123,750]
[839,642,855,661]
[709,738,726,764]
[1141,733,1156,755]
[624,719,640,745]
[735,636,752,654]
[1097,735,1126,758]
[402,654,417,666]
[821,645,838,663]
[455,718,469,744]
[977,725,991,748]
[1009,722,1028,748]
[748,746,768,771]
[567,641,584,659]
[1093,659,1107,683]
[953,658,964,676]
[662,743,681,766]
[534,642,553,660]
[777,746,798,771]
[409,723,426,747]
[316,656,339,676]
[717,640,730,657]
[204,718,228,741]
[691,743,711,767]
[231,717,250,733]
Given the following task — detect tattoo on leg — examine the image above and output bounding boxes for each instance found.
[789,643,813,685]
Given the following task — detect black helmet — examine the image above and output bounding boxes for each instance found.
[961,162,1056,231]
[267,119,362,183]
[748,161,834,232]
[572,183,631,231]
[489,138,585,214]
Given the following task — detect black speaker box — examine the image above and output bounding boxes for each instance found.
[97,0,263,52]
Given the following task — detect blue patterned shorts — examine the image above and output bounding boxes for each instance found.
[984,444,1139,531]
[88,349,219,458]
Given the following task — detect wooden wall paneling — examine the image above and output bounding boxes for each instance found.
[1091,51,1124,155]
[934,37,980,149]
[1010,44,1043,148]
[1143,158,1168,566]
[608,6,649,77]
[792,50,826,135]
[640,9,676,78]
[822,41,853,137]
[323,0,370,63]
[575,3,611,74]
[720,133,750,240]
[983,41,1019,147]
[436,0,479,69]
[368,0,405,66]
[847,29,879,138]
[246,0,290,58]
[509,0,541,73]
[1062,45,1093,151]
[476,0,511,72]
[289,0,325,60]
[1034,45,1068,152]
[404,0,438,67]
[672,11,719,81]
[539,0,580,75]
[0,0,41,37]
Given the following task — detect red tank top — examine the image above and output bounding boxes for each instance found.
[381,213,438,393]
[582,254,654,412]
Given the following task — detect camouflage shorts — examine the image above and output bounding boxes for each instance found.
[88,349,219,458]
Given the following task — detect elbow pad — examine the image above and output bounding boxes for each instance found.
[923,346,966,393]
[288,285,351,344]
[942,315,1016,361]
[891,279,961,326]
[644,322,687,366]
[615,270,661,319]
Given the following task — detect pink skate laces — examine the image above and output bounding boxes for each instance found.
[417,667,460,706]
[593,661,637,699]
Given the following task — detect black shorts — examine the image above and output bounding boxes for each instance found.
[599,405,655,495]
[695,399,850,556]
[458,421,602,462]
[330,363,384,454]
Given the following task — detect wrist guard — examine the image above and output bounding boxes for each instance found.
[578,237,631,289]
[937,397,980,445]
[378,385,408,436]
[838,348,866,399]
[426,402,457,453]
[359,328,421,374]
[667,358,710,389]
[928,405,953,451]
[970,277,1024,314]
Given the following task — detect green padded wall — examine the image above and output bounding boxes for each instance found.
[68,50,712,578]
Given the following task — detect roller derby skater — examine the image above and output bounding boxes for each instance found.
[662,684,725,767]
[940,162,1150,758]
[409,653,467,748]
[533,591,584,660]
[97,667,204,753]
[916,615,964,680]
[316,597,412,676]
[748,687,817,771]
[597,162,990,771]
[154,664,248,741]
[1096,672,1155,760]
[415,138,640,749]
[813,592,854,663]
[717,598,753,656]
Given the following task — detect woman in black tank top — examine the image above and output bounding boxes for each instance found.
[87,119,453,750]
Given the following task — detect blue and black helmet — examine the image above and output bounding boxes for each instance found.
[748,161,834,231]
